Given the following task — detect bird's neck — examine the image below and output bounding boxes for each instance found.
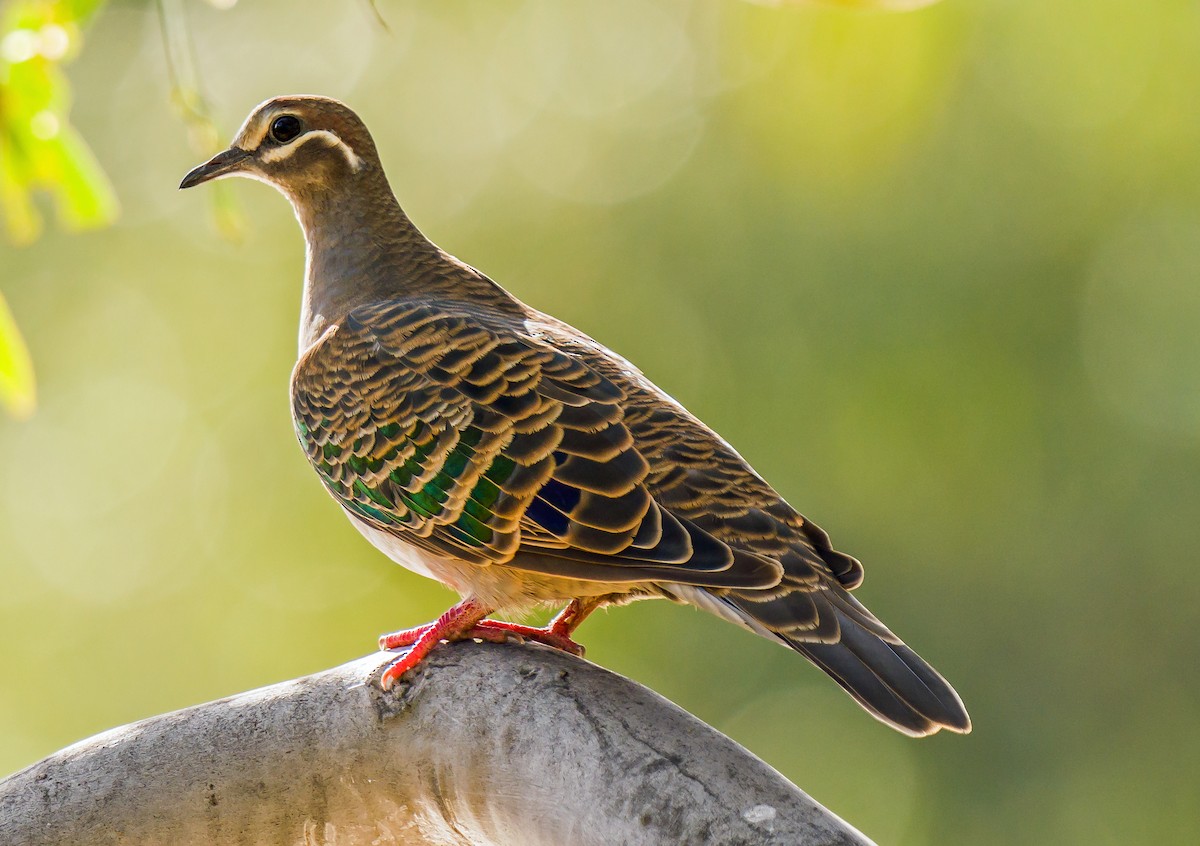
[294,168,518,353]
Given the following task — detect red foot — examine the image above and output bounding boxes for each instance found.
[377,598,601,689]
[471,620,585,656]
[379,620,583,656]
[377,599,489,690]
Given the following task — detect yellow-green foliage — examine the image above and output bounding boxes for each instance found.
[0,0,115,416]
[0,0,116,242]
[0,288,33,417]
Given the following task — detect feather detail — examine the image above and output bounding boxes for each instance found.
[291,300,780,588]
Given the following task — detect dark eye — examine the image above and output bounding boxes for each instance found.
[269,115,302,144]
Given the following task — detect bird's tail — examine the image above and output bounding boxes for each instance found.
[670,582,971,737]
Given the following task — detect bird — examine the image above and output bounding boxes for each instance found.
[180,95,971,737]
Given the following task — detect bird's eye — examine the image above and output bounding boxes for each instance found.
[269,115,303,144]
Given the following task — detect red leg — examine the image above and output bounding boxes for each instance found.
[376,597,604,690]
[467,597,603,657]
[383,618,583,655]
[377,598,491,690]
[549,596,601,636]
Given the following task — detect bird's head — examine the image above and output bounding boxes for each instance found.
[179,95,379,200]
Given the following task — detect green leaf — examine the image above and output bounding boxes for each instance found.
[0,0,118,243]
[0,290,36,419]
[42,123,120,230]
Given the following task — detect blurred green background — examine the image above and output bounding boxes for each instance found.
[4,0,1200,842]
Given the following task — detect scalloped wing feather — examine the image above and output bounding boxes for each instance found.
[291,300,783,589]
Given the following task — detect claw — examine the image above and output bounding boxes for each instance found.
[379,651,421,690]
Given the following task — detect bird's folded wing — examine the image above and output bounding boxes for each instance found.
[290,300,781,589]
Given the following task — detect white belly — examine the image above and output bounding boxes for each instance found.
[346,513,644,613]
[351,518,448,583]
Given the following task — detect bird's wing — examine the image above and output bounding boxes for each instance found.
[527,320,872,631]
[538,322,972,736]
[541,319,864,576]
[290,300,782,589]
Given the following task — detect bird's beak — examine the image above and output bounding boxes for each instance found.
[179,147,252,190]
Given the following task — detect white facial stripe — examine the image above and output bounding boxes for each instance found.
[235,99,280,150]
[243,119,271,151]
[257,130,363,172]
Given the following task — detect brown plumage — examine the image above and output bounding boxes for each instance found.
[181,95,970,737]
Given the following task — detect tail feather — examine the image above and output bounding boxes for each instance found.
[792,638,936,736]
[671,582,971,736]
[791,616,971,737]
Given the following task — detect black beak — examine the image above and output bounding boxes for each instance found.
[179,147,252,190]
